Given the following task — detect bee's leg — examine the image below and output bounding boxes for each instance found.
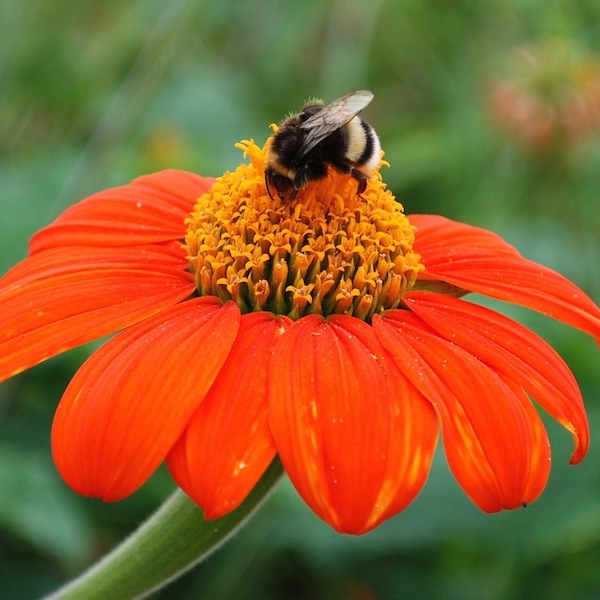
[265,171,277,201]
[350,168,368,195]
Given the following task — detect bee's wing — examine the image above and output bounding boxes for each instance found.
[297,90,374,158]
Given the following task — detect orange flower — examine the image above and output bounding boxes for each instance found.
[1,141,599,535]
[488,41,600,152]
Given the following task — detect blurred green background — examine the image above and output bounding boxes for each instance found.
[1,0,600,598]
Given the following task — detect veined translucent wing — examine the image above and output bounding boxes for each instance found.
[297,90,374,158]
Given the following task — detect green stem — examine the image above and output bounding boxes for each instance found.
[43,459,284,600]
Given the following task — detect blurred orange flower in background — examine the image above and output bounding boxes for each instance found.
[489,40,600,152]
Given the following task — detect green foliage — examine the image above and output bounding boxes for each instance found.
[1,0,599,598]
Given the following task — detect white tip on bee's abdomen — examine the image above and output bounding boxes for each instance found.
[362,126,381,172]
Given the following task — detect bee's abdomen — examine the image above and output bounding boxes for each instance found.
[343,118,381,171]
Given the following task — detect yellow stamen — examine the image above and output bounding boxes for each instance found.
[184,139,423,320]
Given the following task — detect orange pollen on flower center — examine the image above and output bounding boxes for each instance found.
[183,139,423,320]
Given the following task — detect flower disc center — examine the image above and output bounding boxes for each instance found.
[184,140,423,320]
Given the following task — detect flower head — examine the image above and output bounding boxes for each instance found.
[1,138,599,534]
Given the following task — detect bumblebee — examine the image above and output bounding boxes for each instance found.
[264,90,381,203]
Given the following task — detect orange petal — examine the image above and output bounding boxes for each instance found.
[405,291,589,463]
[497,375,551,504]
[30,170,214,252]
[410,215,600,341]
[268,314,438,534]
[167,313,289,519]
[374,311,551,512]
[51,298,240,501]
[410,214,522,261]
[424,255,600,341]
[0,245,195,383]
[1,241,186,286]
